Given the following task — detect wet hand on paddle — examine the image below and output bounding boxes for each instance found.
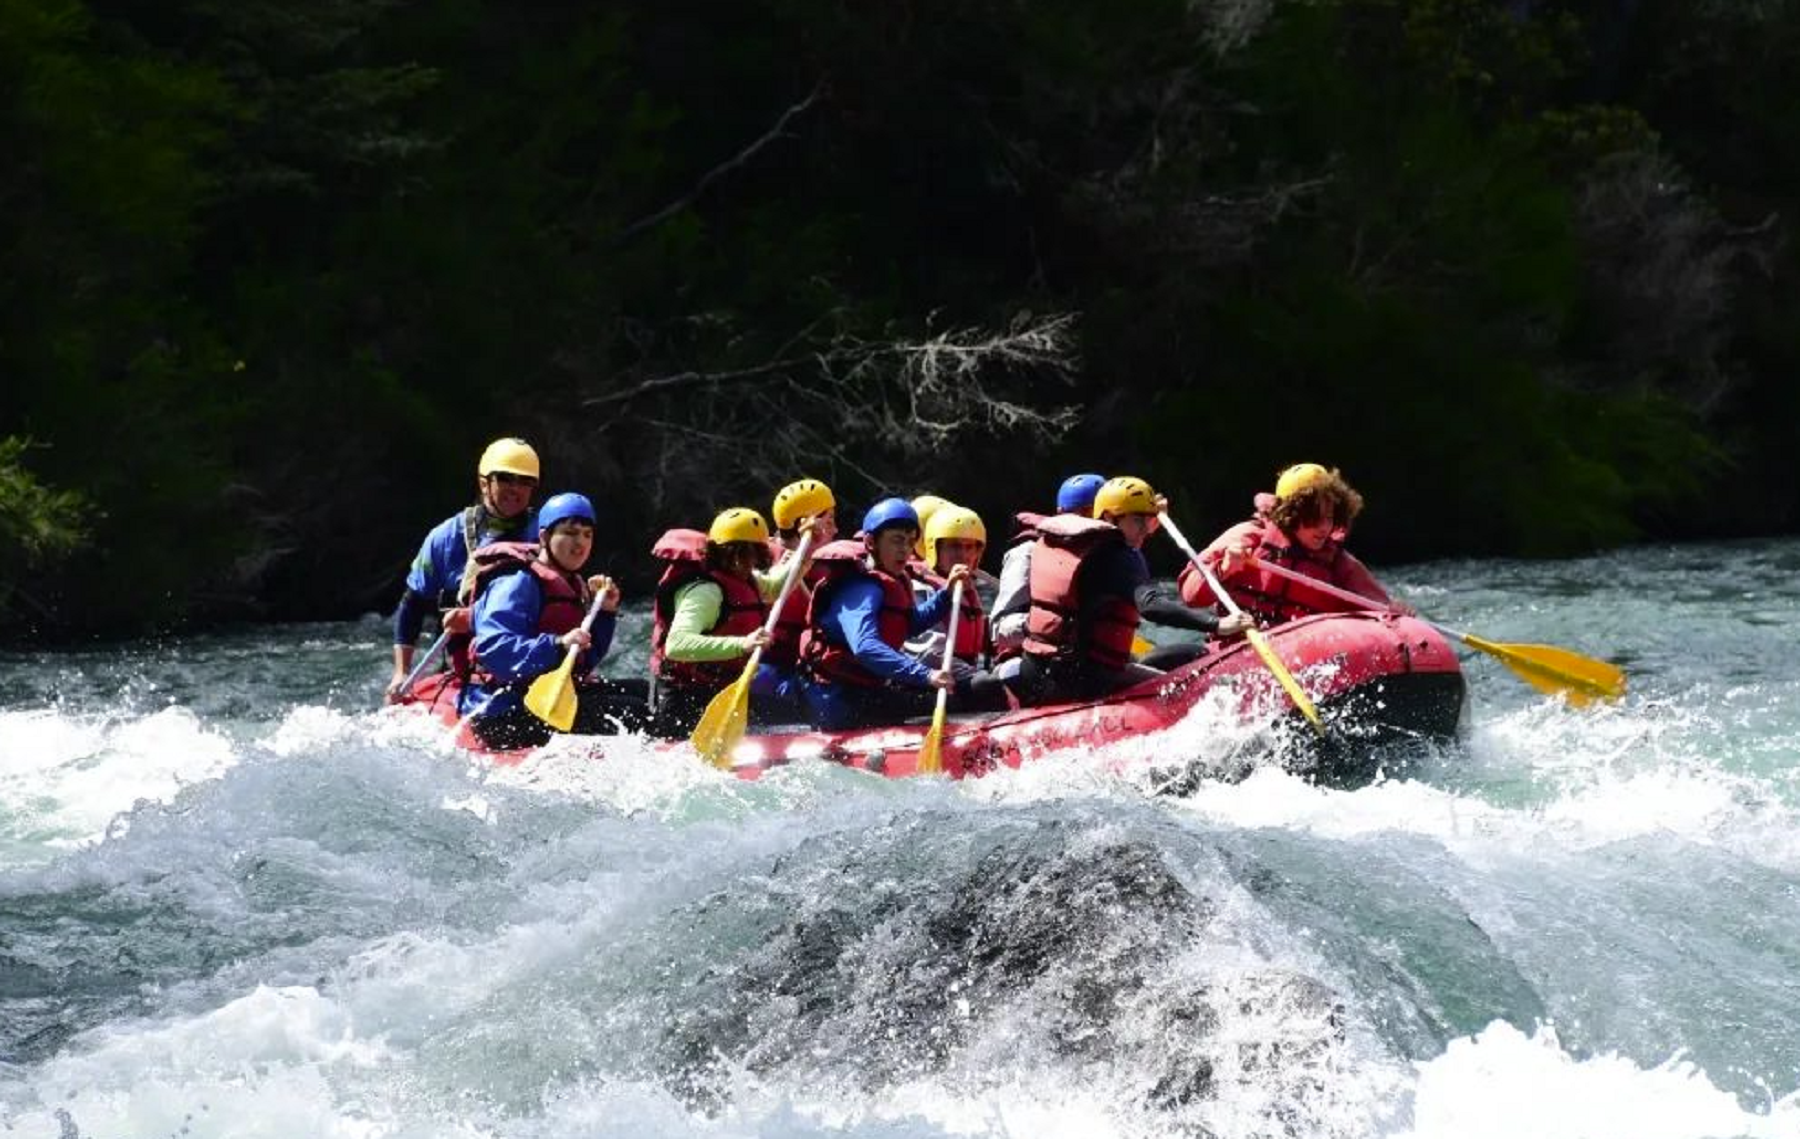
[1216,612,1255,638]
[586,574,621,611]
[941,564,976,590]
[554,576,619,656]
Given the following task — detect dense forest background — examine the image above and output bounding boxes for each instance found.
[3,0,1798,640]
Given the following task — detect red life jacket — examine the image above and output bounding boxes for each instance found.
[764,538,824,670]
[649,529,769,691]
[1009,511,1046,548]
[1176,517,1354,625]
[465,541,592,678]
[800,540,915,688]
[1021,515,1140,671]
[914,568,989,662]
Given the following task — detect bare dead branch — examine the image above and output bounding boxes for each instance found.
[584,311,1083,508]
[582,357,815,408]
[609,80,827,248]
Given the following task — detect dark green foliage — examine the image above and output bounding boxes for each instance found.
[0,437,89,623]
[0,0,1794,639]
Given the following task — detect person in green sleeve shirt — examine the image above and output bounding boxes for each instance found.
[647,508,812,736]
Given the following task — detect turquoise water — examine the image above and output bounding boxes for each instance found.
[2,540,1798,1138]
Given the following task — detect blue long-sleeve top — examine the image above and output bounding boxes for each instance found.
[457,570,614,718]
[818,577,955,687]
[392,506,538,646]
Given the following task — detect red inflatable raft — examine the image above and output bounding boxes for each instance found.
[398,611,1464,785]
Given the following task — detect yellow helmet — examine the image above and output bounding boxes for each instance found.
[1275,462,1331,501]
[707,507,770,546]
[772,478,835,530]
[911,495,953,557]
[1093,476,1158,519]
[478,437,540,479]
[925,505,987,563]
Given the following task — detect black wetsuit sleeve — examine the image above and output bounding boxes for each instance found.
[1081,545,1219,635]
[1134,583,1222,634]
[393,588,433,646]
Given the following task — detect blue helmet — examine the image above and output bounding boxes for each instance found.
[538,492,597,533]
[1056,473,1106,514]
[861,496,920,536]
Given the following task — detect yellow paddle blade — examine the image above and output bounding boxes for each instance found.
[1461,634,1626,707]
[917,695,949,775]
[1246,628,1324,733]
[691,672,753,769]
[523,658,579,732]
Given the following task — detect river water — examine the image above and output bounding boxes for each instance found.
[2,539,1798,1139]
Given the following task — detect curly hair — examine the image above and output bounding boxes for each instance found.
[1268,468,1364,533]
[705,540,773,573]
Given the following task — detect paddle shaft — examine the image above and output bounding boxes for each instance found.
[553,592,611,675]
[1243,553,1472,642]
[1158,512,1324,732]
[761,528,817,639]
[916,579,964,775]
[936,580,964,702]
[1244,552,1625,701]
[1157,514,1249,622]
[396,628,453,697]
[725,527,820,684]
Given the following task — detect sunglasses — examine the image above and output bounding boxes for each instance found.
[487,471,539,487]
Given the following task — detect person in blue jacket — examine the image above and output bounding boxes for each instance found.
[798,497,1010,730]
[460,492,648,748]
[387,437,542,700]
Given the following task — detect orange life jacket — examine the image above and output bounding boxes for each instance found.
[649,529,769,691]
[800,540,915,688]
[1021,515,1140,671]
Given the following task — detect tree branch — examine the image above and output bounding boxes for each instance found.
[609,79,827,248]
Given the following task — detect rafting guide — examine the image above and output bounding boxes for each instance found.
[387,437,543,701]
